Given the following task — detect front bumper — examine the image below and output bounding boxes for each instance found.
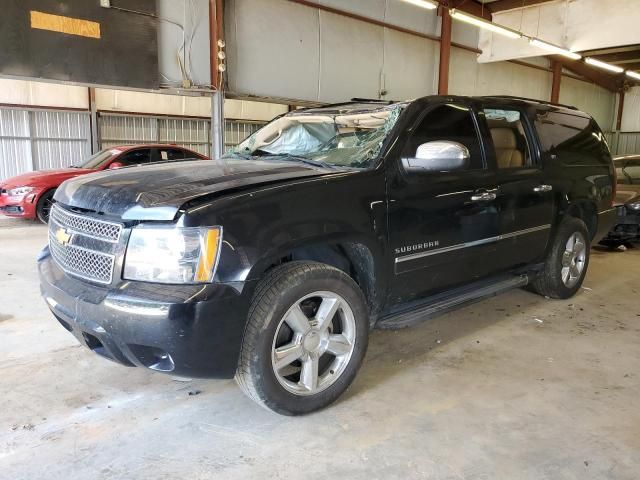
[0,193,37,218]
[38,247,255,378]
[601,206,640,243]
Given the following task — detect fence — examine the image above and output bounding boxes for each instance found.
[0,106,267,180]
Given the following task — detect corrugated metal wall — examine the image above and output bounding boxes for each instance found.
[224,120,264,151]
[1,108,266,180]
[161,118,210,155]
[32,110,91,170]
[99,114,159,149]
[0,107,91,180]
[559,76,616,133]
[226,0,440,103]
[616,87,640,154]
[449,49,552,100]
[99,114,265,157]
[610,133,640,156]
[0,109,32,180]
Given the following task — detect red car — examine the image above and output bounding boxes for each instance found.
[0,144,208,223]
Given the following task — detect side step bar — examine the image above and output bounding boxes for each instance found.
[376,274,529,330]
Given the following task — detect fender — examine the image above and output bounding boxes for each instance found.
[181,168,390,304]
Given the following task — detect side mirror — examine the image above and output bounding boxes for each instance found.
[402,141,470,173]
[108,161,124,170]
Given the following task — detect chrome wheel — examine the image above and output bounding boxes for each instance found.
[561,231,586,288]
[271,291,356,396]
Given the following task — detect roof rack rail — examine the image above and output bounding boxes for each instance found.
[480,95,578,110]
[296,98,399,112]
[350,98,396,104]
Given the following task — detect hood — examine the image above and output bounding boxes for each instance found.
[1,168,93,188]
[614,184,640,206]
[54,158,336,221]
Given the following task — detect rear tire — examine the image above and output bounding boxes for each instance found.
[235,261,369,415]
[36,189,56,224]
[529,217,590,299]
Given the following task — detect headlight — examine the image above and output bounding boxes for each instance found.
[124,226,222,284]
[627,202,640,211]
[8,186,34,196]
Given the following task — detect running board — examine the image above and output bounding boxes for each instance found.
[376,274,529,330]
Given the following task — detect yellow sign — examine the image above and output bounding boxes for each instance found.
[55,228,72,246]
[30,11,101,40]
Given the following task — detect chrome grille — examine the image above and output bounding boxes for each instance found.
[48,234,115,284]
[50,204,122,242]
[48,204,122,284]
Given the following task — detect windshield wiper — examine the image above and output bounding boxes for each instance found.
[224,150,337,169]
[263,153,336,170]
[222,151,253,160]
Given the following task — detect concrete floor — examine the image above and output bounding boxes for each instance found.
[1,217,639,480]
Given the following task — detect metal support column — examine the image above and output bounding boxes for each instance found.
[438,6,452,96]
[27,110,37,172]
[211,91,225,159]
[613,90,625,155]
[88,87,99,153]
[209,0,225,160]
[550,61,562,104]
[616,90,625,131]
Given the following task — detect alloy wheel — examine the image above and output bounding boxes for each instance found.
[270,291,356,396]
[561,231,587,287]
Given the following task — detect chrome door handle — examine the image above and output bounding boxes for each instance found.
[533,185,553,192]
[471,192,497,202]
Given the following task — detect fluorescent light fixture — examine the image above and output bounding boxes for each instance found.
[449,9,522,39]
[585,57,624,73]
[529,38,581,60]
[625,70,640,81]
[401,0,438,9]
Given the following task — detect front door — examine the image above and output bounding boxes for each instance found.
[387,102,501,304]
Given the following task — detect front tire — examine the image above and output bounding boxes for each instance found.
[529,217,590,299]
[36,189,56,224]
[235,261,369,415]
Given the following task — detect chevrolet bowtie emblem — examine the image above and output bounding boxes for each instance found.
[55,227,72,246]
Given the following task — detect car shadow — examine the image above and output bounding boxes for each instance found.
[341,287,550,400]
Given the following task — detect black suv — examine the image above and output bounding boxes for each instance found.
[39,96,616,415]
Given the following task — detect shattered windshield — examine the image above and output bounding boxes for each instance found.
[223,103,406,169]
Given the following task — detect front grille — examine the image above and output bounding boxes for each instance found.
[48,204,122,284]
[48,236,115,284]
[50,204,122,243]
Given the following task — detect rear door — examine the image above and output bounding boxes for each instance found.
[387,102,502,304]
[480,105,554,269]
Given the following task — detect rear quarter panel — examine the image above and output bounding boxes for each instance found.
[532,105,614,226]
